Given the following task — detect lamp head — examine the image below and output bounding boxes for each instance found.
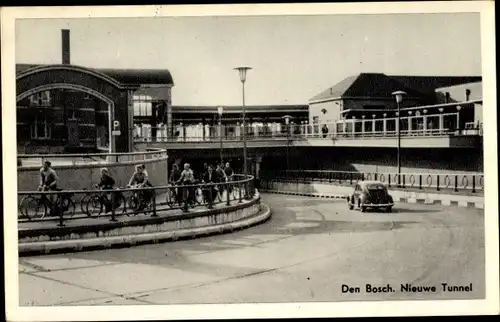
[282,115,292,125]
[217,106,224,116]
[234,66,252,83]
[391,90,407,104]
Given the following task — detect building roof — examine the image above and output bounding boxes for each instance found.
[309,73,482,102]
[435,81,482,93]
[172,105,308,114]
[389,75,481,95]
[16,63,174,86]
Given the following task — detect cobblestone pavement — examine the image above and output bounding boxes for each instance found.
[18,193,484,306]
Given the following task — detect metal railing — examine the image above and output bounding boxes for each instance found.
[17,149,168,168]
[18,174,255,227]
[261,170,484,193]
[132,114,482,143]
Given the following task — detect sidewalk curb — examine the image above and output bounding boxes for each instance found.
[18,203,272,256]
[260,189,484,209]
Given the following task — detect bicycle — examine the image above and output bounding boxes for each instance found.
[126,183,154,215]
[84,185,128,217]
[19,186,76,220]
[199,182,222,205]
[177,180,198,210]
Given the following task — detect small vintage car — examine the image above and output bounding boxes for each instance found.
[347,180,394,213]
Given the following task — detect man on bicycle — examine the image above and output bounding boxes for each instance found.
[127,164,152,210]
[39,161,60,207]
[169,164,182,203]
[96,168,116,213]
[202,164,220,204]
[215,163,227,194]
[176,163,195,205]
[39,161,59,191]
[224,162,234,194]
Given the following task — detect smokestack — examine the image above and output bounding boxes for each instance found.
[62,29,70,64]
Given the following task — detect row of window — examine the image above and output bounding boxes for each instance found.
[133,95,153,116]
[26,92,152,111]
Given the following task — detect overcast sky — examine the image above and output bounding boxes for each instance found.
[15,13,481,106]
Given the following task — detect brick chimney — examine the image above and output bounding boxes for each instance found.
[62,29,70,64]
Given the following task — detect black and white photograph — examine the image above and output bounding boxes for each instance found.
[2,2,499,320]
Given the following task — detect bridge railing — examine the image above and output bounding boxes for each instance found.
[133,114,482,143]
[261,170,484,193]
[18,174,256,227]
[17,149,168,168]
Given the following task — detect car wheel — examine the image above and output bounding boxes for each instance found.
[386,206,392,213]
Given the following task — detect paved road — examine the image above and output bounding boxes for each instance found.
[18,194,484,306]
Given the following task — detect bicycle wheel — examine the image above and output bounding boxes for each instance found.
[19,196,32,219]
[79,193,93,214]
[114,193,128,216]
[127,194,141,215]
[232,185,241,199]
[63,198,76,217]
[166,189,178,208]
[195,188,204,205]
[85,194,102,217]
[19,196,42,220]
[215,188,222,203]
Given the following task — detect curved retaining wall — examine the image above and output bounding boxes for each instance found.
[19,194,270,255]
[17,155,168,191]
[261,180,484,209]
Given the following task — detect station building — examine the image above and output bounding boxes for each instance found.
[15,29,484,176]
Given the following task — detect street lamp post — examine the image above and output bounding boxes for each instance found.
[392,90,407,187]
[217,106,224,165]
[282,115,292,171]
[234,66,252,198]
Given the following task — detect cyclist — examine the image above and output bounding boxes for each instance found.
[202,164,220,203]
[39,160,59,191]
[127,164,152,210]
[176,163,195,205]
[169,164,182,184]
[169,164,182,203]
[38,161,60,214]
[224,162,234,194]
[215,163,228,194]
[96,168,116,213]
[224,162,234,181]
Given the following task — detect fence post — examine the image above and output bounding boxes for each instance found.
[374,173,378,181]
[472,175,476,193]
[57,193,65,227]
[454,175,459,192]
[388,174,391,188]
[402,175,406,188]
[238,182,243,203]
[419,175,422,189]
[361,173,364,181]
[350,173,353,185]
[183,185,189,212]
[226,181,231,206]
[436,175,440,191]
[110,192,117,222]
[207,185,213,209]
[151,188,158,217]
